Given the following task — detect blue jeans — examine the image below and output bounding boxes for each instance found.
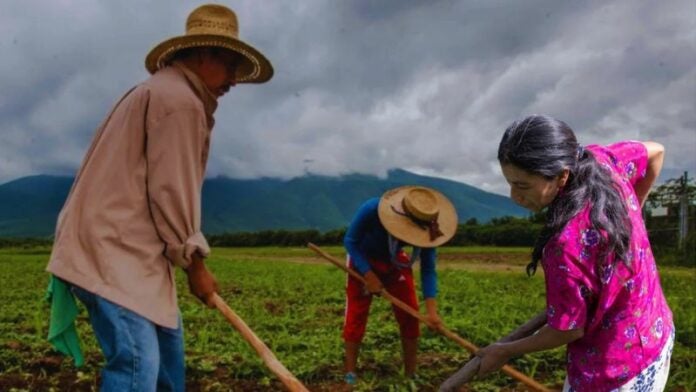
[71,285,185,392]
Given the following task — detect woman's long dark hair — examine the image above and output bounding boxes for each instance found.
[498,115,632,276]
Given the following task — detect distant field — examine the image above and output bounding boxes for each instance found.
[0,247,693,391]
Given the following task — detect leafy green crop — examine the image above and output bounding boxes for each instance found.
[0,247,693,391]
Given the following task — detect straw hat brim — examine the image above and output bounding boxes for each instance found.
[145,34,273,83]
[378,186,458,248]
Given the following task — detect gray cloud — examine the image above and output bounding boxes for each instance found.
[1,0,694,196]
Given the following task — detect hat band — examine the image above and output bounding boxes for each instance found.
[391,202,444,242]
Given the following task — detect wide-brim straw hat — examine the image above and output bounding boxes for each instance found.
[145,4,273,83]
[378,186,458,248]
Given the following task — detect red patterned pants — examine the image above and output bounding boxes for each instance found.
[342,252,420,342]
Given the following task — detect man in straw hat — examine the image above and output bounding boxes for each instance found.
[46,4,272,390]
[342,186,458,384]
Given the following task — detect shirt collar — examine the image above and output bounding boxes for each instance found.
[172,61,218,128]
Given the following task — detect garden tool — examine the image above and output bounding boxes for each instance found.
[211,293,309,392]
[439,312,548,391]
[307,242,550,392]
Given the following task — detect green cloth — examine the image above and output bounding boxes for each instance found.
[46,275,84,367]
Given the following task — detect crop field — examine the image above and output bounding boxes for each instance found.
[0,246,694,391]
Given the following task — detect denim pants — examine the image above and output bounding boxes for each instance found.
[71,285,185,392]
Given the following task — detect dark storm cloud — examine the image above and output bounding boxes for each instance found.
[0,0,693,195]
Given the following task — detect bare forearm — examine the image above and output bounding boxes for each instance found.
[185,252,218,307]
[496,311,547,343]
[476,322,582,377]
[184,252,204,272]
[635,141,665,206]
[425,297,437,316]
[499,325,583,357]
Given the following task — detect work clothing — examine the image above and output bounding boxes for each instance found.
[343,253,420,342]
[47,62,216,329]
[544,141,674,391]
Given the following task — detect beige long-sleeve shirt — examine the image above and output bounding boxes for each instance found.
[47,63,217,328]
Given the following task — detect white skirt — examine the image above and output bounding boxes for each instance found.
[563,330,674,392]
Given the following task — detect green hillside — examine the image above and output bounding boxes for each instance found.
[0,170,525,237]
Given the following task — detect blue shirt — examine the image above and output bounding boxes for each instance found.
[343,197,438,298]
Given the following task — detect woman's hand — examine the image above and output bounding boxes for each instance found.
[476,343,512,377]
[476,325,584,378]
[636,141,665,206]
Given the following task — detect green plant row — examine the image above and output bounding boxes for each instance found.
[0,248,693,391]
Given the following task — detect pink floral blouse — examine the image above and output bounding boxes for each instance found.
[542,141,673,391]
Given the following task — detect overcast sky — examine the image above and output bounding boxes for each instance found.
[1,0,694,195]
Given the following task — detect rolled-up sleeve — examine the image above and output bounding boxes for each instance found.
[146,108,210,268]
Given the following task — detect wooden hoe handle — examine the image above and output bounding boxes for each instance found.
[307,243,550,392]
[440,312,548,391]
[211,293,309,392]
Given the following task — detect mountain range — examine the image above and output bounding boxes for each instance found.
[0,169,526,237]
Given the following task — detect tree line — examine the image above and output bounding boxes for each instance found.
[0,217,542,249]
[1,216,691,265]
[2,175,693,266]
[206,216,543,248]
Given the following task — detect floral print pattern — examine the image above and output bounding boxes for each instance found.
[628,194,640,211]
[625,161,637,179]
[581,229,601,247]
[544,142,673,391]
[563,331,674,392]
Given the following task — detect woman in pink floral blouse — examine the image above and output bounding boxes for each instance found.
[476,115,674,391]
